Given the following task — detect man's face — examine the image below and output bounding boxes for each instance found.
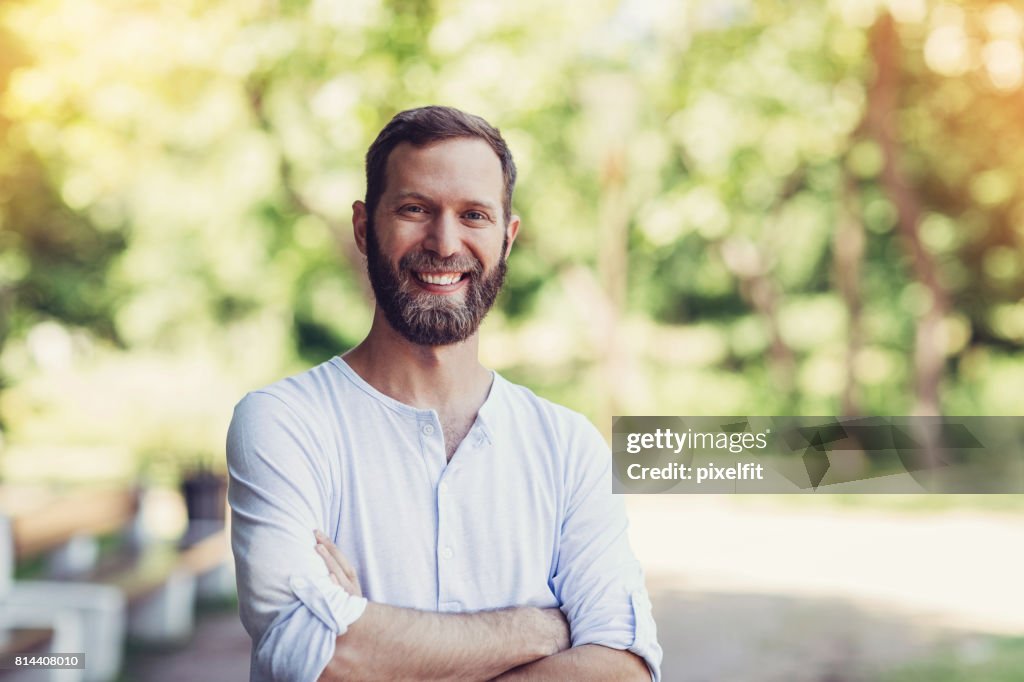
[361,138,518,346]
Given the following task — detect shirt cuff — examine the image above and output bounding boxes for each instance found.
[288,574,368,635]
[629,589,662,682]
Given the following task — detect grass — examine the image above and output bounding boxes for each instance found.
[881,637,1024,682]
[732,493,1024,516]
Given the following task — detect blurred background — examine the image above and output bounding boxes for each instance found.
[0,0,1022,680]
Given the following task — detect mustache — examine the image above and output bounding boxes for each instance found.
[398,251,484,275]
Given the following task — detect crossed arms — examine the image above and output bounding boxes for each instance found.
[227,391,661,681]
[312,531,650,682]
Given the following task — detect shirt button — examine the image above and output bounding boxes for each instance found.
[441,546,453,560]
[439,482,449,495]
[422,424,435,436]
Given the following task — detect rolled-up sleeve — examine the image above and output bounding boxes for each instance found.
[227,392,367,682]
[551,420,663,681]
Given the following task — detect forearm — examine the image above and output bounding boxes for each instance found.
[491,644,651,682]
[317,603,568,682]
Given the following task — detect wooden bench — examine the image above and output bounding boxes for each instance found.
[1,484,233,681]
[0,627,54,656]
[2,484,232,604]
[1,488,133,682]
[85,527,231,643]
[3,486,140,566]
[0,627,67,682]
[1,510,86,682]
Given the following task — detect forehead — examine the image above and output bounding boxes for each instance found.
[382,138,504,205]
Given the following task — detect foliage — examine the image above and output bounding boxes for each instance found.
[0,0,1022,480]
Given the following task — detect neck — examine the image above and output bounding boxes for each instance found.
[342,308,492,411]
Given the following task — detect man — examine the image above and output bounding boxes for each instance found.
[227,106,662,681]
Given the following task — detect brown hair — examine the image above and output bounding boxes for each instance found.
[364,106,517,224]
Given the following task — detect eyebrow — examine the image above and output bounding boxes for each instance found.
[392,191,499,213]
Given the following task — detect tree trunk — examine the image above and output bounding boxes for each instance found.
[867,12,948,471]
[835,166,866,418]
[867,12,949,416]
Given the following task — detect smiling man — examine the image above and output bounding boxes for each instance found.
[227,106,662,681]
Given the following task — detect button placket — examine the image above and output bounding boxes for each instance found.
[417,414,445,474]
[436,469,458,609]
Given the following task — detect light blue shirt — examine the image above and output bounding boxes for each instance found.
[227,357,662,681]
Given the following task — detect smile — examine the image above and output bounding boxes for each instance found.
[413,271,467,286]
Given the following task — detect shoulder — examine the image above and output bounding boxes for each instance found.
[228,359,351,448]
[491,374,609,458]
[227,360,350,475]
[233,359,343,419]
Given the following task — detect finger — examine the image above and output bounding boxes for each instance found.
[317,534,360,587]
[333,547,360,587]
[327,545,362,596]
[327,570,354,593]
[313,530,344,570]
[315,543,346,581]
[314,530,362,596]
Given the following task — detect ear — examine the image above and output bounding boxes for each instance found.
[504,215,521,259]
[353,200,368,255]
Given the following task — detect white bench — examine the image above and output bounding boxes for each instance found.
[1,486,233,681]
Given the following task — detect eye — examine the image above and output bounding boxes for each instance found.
[400,205,427,215]
[464,210,489,222]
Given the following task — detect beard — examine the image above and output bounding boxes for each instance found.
[365,218,508,346]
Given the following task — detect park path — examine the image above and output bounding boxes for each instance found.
[626,496,1024,634]
[628,496,1024,681]
[125,498,1024,681]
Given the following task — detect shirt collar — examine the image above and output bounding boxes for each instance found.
[330,355,499,445]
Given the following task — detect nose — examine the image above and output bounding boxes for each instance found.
[422,211,461,258]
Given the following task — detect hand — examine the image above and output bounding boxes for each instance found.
[314,529,363,598]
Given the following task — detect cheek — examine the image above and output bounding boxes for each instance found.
[469,233,505,262]
[381,237,420,265]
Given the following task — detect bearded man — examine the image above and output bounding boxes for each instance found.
[227,106,662,682]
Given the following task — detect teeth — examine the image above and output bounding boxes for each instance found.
[417,272,463,285]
